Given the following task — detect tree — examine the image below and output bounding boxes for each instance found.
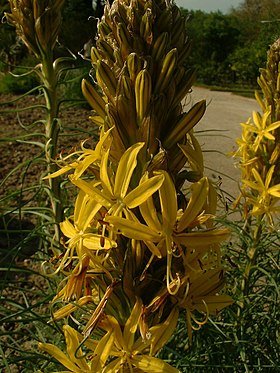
[228,0,280,85]
[182,10,241,85]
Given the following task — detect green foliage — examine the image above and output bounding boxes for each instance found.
[0,57,39,94]
[183,10,242,85]
[182,2,280,87]
[158,216,280,372]
[0,225,63,372]
[58,62,91,105]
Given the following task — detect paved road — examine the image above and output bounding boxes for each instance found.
[187,87,259,202]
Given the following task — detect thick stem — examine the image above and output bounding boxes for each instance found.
[42,56,63,244]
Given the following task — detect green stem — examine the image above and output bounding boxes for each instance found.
[237,215,264,368]
[241,215,263,304]
[41,55,63,244]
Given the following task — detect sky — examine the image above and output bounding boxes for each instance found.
[174,0,244,13]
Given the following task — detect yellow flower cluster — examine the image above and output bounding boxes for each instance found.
[39,0,232,370]
[42,134,231,371]
[234,39,280,224]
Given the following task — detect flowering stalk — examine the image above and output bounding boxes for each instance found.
[5,0,66,243]
[234,39,280,299]
[41,52,62,240]
[39,0,232,370]
[232,40,280,371]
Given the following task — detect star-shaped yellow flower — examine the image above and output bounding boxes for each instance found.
[243,166,280,222]
[71,142,164,219]
[241,108,280,152]
[106,172,229,294]
[39,297,179,372]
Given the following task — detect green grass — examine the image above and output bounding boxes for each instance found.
[160,212,280,372]
[194,82,257,99]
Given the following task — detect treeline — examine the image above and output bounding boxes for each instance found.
[1,0,280,88]
[183,0,280,87]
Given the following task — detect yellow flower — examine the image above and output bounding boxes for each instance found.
[179,131,205,179]
[243,166,280,198]
[53,189,116,275]
[44,128,113,180]
[147,268,233,344]
[241,109,280,152]
[243,165,280,220]
[39,324,105,372]
[39,298,179,372]
[71,142,165,219]
[106,173,229,294]
[179,269,233,342]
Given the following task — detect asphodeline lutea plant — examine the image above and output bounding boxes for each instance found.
[234,38,280,226]
[39,0,232,371]
[230,39,280,368]
[5,0,70,244]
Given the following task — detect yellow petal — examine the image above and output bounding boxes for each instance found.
[207,181,217,216]
[100,147,114,196]
[60,218,76,239]
[264,165,275,188]
[52,296,93,321]
[95,127,113,155]
[74,189,87,225]
[158,171,177,230]
[242,179,262,192]
[139,174,162,231]
[193,295,233,314]
[148,307,179,356]
[178,132,204,176]
[90,331,115,371]
[124,297,143,350]
[176,228,230,248]
[64,326,89,371]
[252,111,262,129]
[100,315,125,351]
[83,234,116,250]
[74,191,102,230]
[189,269,224,298]
[38,342,85,372]
[268,185,280,197]
[43,164,74,179]
[124,174,164,208]
[114,142,145,198]
[265,120,280,132]
[145,240,162,258]
[106,216,162,242]
[252,168,265,187]
[102,357,122,372]
[72,155,99,180]
[177,177,209,232]
[71,178,112,208]
[132,355,179,373]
